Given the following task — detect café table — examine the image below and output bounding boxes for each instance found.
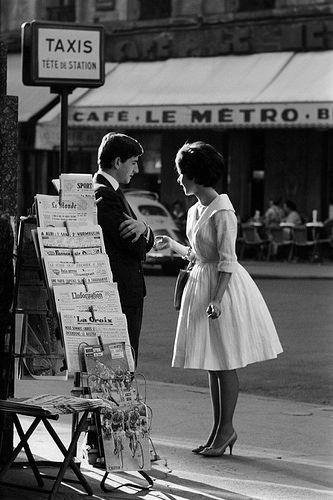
[306,221,324,261]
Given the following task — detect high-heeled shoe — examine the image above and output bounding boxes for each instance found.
[191,444,208,454]
[199,431,237,457]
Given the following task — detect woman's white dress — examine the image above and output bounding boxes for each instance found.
[172,194,283,371]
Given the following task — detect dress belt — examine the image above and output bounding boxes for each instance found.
[195,259,219,264]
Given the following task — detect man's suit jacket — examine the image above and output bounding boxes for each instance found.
[93,173,154,308]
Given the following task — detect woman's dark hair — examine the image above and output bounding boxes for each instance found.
[175,141,224,187]
[98,132,143,170]
[285,199,297,211]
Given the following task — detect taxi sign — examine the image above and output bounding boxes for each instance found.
[22,20,105,88]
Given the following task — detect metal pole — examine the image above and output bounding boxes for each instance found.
[60,88,69,175]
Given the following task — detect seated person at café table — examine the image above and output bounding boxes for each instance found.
[264,198,284,227]
[282,200,302,226]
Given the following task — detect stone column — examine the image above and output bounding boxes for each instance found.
[0,40,18,466]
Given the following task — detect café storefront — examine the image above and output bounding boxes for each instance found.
[35,51,333,222]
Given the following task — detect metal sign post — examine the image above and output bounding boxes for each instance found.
[50,86,74,175]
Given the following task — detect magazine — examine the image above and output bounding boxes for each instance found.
[101,401,151,472]
[35,194,97,227]
[82,341,151,471]
[58,311,134,373]
[83,343,135,405]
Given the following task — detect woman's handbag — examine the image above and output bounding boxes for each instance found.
[173,262,193,311]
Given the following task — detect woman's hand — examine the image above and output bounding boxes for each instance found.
[206,300,222,320]
[154,235,172,250]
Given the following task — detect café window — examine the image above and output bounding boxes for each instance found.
[138,0,171,20]
[134,133,162,176]
[45,0,75,22]
[238,0,275,11]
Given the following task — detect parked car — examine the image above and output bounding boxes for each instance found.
[124,190,187,274]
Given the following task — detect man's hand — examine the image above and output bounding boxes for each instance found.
[119,214,147,242]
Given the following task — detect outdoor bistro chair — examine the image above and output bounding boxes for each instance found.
[267,225,293,261]
[240,224,269,260]
[292,225,316,262]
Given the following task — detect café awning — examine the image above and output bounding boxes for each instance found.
[7,53,58,122]
[36,50,333,148]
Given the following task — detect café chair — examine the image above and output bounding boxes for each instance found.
[292,225,316,262]
[240,224,269,260]
[236,221,244,258]
[267,225,293,261]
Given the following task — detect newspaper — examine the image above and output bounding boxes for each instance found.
[53,282,122,314]
[17,394,116,414]
[59,173,95,203]
[41,247,104,260]
[43,256,113,288]
[59,311,134,373]
[36,226,106,252]
[35,194,97,227]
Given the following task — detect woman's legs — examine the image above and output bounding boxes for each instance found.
[205,371,220,447]
[209,369,239,448]
[192,371,219,451]
[193,368,239,451]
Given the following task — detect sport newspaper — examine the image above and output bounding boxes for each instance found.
[59,173,95,202]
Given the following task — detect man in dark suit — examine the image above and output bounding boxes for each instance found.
[93,133,154,365]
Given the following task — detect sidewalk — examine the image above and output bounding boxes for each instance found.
[1,379,332,499]
[241,260,333,279]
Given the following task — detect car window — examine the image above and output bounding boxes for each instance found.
[137,204,168,217]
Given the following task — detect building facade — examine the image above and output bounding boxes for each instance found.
[1,0,333,221]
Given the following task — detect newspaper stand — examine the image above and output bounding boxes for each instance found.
[0,216,97,498]
[0,207,155,496]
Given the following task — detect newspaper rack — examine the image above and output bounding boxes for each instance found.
[0,191,155,497]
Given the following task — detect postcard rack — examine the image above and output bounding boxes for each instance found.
[73,346,154,492]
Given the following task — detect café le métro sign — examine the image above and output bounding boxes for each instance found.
[68,103,333,128]
[22,21,104,88]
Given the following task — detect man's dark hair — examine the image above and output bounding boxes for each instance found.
[98,132,143,170]
[175,141,224,187]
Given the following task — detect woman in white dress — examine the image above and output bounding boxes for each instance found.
[155,141,283,457]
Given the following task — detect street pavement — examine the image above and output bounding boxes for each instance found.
[1,261,332,499]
